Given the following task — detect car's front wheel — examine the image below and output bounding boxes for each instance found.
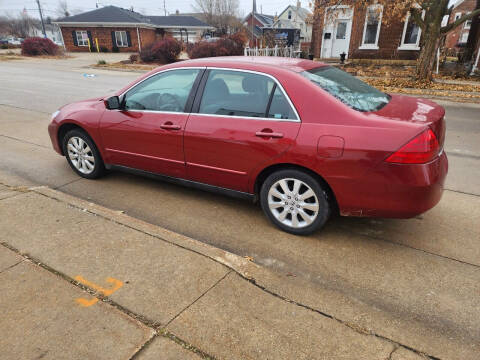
[62,129,105,179]
[260,169,330,235]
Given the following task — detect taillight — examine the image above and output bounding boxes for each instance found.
[385,129,440,164]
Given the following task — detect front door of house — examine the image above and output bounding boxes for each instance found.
[332,20,350,58]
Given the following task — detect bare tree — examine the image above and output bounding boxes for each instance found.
[0,13,34,38]
[313,0,480,80]
[193,0,240,35]
[57,0,70,18]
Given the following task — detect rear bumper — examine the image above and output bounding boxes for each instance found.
[337,152,448,218]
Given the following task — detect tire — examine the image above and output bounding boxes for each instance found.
[62,129,105,179]
[260,169,330,235]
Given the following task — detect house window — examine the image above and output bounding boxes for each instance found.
[464,12,472,29]
[399,11,424,50]
[360,5,383,49]
[115,31,128,47]
[288,10,292,20]
[460,32,469,43]
[76,31,89,46]
[454,12,462,22]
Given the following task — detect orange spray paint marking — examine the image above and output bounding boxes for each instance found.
[74,276,124,307]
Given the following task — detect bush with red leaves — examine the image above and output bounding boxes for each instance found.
[188,41,218,59]
[188,33,246,59]
[140,37,182,63]
[21,37,59,56]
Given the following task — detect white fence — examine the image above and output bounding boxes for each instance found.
[244,45,301,58]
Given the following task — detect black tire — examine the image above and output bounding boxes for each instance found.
[260,169,330,235]
[62,129,105,179]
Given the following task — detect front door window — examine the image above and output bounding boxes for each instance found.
[124,69,200,113]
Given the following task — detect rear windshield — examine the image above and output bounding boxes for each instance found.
[302,66,390,112]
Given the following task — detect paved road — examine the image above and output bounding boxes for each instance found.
[1,56,480,359]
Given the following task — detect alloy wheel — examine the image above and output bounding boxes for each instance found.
[267,178,320,229]
[67,136,95,175]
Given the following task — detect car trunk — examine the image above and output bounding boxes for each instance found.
[372,94,446,149]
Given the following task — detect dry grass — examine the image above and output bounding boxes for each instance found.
[94,62,157,71]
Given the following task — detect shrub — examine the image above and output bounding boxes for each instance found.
[139,44,155,63]
[187,33,246,59]
[140,37,182,63]
[151,37,182,63]
[188,41,218,59]
[1,44,8,49]
[129,54,139,63]
[21,37,58,56]
[112,46,119,53]
[99,46,109,53]
[97,59,107,65]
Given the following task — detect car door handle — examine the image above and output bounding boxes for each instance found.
[255,131,284,139]
[160,122,181,130]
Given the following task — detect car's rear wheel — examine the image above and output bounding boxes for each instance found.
[62,129,105,179]
[260,169,330,235]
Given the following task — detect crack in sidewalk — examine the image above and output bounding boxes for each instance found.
[0,259,24,275]
[0,134,49,149]
[165,270,232,327]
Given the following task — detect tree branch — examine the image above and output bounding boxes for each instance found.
[410,7,426,31]
[441,8,480,33]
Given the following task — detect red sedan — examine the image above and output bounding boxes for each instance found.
[48,57,448,235]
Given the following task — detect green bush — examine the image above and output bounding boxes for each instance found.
[97,59,107,65]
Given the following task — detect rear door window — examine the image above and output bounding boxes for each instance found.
[199,69,297,120]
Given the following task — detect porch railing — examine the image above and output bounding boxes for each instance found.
[244,45,301,58]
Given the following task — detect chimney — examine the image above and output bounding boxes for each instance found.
[175,9,179,15]
[297,0,301,8]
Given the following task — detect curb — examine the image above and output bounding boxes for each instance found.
[85,65,152,74]
[32,186,261,281]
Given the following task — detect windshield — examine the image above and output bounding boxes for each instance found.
[302,66,390,112]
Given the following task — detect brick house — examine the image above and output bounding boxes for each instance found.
[311,0,425,60]
[445,0,476,52]
[243,0,275,47]
[54,6,214,53]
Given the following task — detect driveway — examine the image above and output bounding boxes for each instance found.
[0,54,479,359]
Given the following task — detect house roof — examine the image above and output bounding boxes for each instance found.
[56,6,149,24]
[243,12,275,26]
[255,13,275,25]
[55,5,214,29]
[278,5,312,21]
[147,16,210,28]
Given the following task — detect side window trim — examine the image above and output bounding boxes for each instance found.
[191,69,211,114]
[191,67,300,122]
[119,67,206,114]
[184,68,207,113]
[264,83,277,118]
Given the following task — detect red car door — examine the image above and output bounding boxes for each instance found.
[100,68,203,178]
[184,69,301,193]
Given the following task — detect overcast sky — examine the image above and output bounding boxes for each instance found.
[0,0,303,19]
[0,0,460,20]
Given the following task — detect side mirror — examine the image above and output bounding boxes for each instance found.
[105,96,121,110]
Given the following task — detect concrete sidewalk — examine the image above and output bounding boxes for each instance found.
[0,182,427,360]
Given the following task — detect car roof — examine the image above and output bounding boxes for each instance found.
[169,56,327,73]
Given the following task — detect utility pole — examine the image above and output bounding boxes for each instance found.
[36,0,47,38]
[251,0,256,46]
[163,0,167,16]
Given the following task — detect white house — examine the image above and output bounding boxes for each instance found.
[271,1,312,42]
[29,23,64,46]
